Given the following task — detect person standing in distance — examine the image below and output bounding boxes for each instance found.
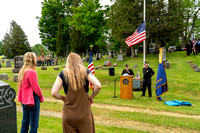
[51,53,101,133]
[18,52,45,133]
[122,64,134,77]
[141,61,155,97]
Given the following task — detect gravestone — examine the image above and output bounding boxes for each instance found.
[103,60,111,67]
[13,74,18,82]
[0,74,8,80]
[101,68,109,70]
[116,54,124,61]
[54,67,59,70]
[165,61,170,69]
[194,68,200,72]
[0,80,17,133]
[192,65,198,69]
[5,60,12,67]
[41,66,47,70]
[85,52,89,62]
[95,53,100,60]
[12,55,24,73]
[187,61,192,64]
[99,53,102,59]
[161,47,167,62]
[133,64,137,69]
[108,52,112,58]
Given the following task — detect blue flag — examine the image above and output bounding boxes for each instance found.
[155,62,168,101]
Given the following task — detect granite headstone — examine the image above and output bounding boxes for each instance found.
[5,60,12,67]
[12,55,24,73]
[0,80,17,133]
[116,54,124,61]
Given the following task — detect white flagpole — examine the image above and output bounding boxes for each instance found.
[143,0,146,65]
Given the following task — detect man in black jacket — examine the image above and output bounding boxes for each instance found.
[122,64,134,77]
[141,61,155,97]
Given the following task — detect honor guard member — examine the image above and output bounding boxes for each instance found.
[122,64,134,77]
[141,61,155,97]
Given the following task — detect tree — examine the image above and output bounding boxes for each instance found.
[38,0,70,56]
[2,20,31,58]
[0,41,3,55]
[180,0,200,47]
[70,0,108,54]
[31,44,49,56]
[108,0,143,57]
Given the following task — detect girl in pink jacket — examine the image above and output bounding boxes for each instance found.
[18,52,44,133]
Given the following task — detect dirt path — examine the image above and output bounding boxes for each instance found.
[45,98,200,120]
[17,106,199,133]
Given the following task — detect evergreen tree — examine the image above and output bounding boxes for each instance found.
[2,20,31,58]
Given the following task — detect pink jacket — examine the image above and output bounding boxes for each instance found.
[18,69,44,106]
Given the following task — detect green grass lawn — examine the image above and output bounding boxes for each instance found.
[1,51,200,132]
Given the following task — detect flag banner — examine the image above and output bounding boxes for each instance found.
[125,21,146,47]
[155,62,168,101]
[88,50,95,90]
[135,70,141,79]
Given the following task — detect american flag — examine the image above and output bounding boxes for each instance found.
[88,50,95,89]
[125,21,146,47]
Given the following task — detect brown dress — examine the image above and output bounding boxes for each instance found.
[59,70,95,133]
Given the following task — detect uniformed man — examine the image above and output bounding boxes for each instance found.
[122,64,134,77]
[141,61,155,97]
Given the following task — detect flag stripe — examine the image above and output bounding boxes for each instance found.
[125,21,146,47]
[88,50,95,90]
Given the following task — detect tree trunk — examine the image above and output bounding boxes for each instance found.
[131,46,135,58]
[126,47,131,57]
[154,36,160,54]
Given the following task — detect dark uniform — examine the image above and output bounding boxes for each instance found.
[186,43,190,56]
[122,69,134,76]
[142,67,155,97]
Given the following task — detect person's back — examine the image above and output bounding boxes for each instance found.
[52,53,101,133]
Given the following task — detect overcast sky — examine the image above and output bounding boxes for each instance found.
[0,0,113,46]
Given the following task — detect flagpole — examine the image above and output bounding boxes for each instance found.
[143,0,146,65]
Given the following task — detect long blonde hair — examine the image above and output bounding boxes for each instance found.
[63,53,87,91]
[18,52,37,86]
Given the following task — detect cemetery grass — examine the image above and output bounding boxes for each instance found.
[1,52,200,132]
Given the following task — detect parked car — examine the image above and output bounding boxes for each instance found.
[168,46,184,52]
[149,48,155,53]
[137,46,155,53]
[2,56,7,59]
[168,46,176,52]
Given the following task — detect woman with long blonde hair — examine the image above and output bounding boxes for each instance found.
[52,53,101,133]
[18,52,44,133]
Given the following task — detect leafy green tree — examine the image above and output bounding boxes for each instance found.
[31,44,49,56]
[108,0,143,57]
[70,0,108,54]
[0,41,3,55]
[180,0,200,47]
[2,20,31,58]
[38,0,70,56]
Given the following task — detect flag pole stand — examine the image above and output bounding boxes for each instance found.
[112,79,117,98]
[112,77,119,98]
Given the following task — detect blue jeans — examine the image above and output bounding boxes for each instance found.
[20,95,40,133]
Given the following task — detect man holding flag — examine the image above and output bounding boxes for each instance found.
[155,48,168,101]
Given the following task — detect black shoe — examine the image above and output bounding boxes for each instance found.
[149,96,152,98]
[141,95,145,97]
